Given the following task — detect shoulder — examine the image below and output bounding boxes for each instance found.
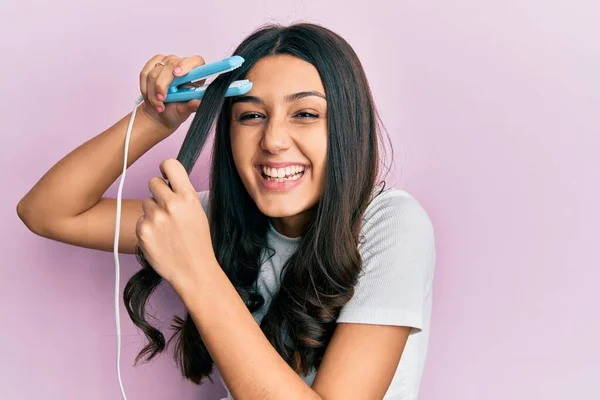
[362,187,435,242]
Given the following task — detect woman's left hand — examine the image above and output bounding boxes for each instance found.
[136,158,215,293]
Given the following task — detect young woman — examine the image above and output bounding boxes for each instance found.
[17,23,436,399]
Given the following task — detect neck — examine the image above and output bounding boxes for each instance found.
[270,208,314,238]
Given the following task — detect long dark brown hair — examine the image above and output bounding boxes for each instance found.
[123,22,389,384]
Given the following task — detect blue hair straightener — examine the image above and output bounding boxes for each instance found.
[163,55,252,103]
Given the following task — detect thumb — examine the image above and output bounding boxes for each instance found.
[184,99,201,113]
[172,100,196,119]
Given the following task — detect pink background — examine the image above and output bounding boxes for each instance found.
[1,0,598,399]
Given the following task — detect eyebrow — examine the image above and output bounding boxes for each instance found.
[231,91,326,105]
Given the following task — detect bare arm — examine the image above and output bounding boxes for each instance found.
[16,107,172,254]
[16,54,206,254]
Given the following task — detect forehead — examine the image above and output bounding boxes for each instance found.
[244,54,325,96]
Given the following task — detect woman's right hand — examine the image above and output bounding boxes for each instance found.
[139,54,206,132]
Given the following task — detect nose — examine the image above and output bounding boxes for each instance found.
[260,117,292,154]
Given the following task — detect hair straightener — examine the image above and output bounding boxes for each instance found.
[164,55,252,102]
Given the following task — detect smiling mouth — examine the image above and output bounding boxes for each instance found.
[258,165,308,182]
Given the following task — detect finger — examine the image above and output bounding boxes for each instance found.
[173,56,207,90]
[185,98,201,113]
[147,54,179,110]
[135,213,145,234]
[141,197,159,218]
[154,56,183,102]
[159,158,195,193]
[172,55,206,78]
[148,176,174,207]
[140,55,167,102]
[173,98,201,118]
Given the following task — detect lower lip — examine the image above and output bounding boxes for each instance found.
[255,167,308,191]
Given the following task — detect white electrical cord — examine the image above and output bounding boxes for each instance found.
[113,95,145,400]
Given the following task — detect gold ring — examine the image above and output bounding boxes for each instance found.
[154,61,166,67]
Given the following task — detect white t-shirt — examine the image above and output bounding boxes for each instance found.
[197,187,436,399]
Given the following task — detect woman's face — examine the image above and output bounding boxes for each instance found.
[230,54,328,236]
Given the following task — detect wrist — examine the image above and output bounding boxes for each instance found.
[138,102,178,138]
[175,257,223,303]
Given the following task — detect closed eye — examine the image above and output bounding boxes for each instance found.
[238,112,319,121]
[294,112,319,119]
[239,112,265,121]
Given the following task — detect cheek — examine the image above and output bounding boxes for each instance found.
[304,130,328,181]
[230,129,254,172]
[230,136,249,188]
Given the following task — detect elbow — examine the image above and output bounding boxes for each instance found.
[16,198,31,226]
[16,198,49,237]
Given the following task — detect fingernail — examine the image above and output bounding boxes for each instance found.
[173,67,182,75]
[156,106,164,113]
[156,93,164,101]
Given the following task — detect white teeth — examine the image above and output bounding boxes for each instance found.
[261,165,306,178]
[260,164,306,181]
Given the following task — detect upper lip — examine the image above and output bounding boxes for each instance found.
[258,162,309,168]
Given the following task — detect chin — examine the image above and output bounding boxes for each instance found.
[254,195,309,218]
